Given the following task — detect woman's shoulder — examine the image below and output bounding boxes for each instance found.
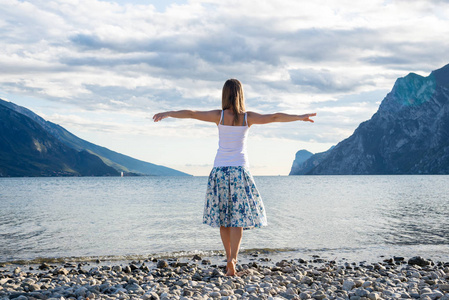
[246,111,261,117]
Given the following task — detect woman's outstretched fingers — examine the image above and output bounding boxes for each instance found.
[303,113,316,122]
[153,112,167,122]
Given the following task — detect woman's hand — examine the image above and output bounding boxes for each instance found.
[153,112,170,122]
[301,113,316,123]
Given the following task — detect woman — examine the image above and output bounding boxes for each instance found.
[153,79,316,275]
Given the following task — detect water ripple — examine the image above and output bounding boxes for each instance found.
[1,175,448,262]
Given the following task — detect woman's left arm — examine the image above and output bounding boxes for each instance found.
[247,111,316,126]
[153,110,221,124]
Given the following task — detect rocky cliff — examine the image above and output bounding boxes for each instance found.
[291,63,449,175]
[289,150,313,175]
[289,148,334,175]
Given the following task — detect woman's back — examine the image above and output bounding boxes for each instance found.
[220,109,246,126]
[214,110,249,168]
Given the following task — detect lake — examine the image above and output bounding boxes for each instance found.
[1,175,448,264]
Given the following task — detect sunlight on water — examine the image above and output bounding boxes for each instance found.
[1,175,448,263]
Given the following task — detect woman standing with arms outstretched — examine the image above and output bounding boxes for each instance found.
[153,79,316,276]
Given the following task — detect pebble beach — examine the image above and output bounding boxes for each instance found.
[1,254,448,300]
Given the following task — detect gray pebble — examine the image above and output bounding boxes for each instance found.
[312,291,327,300]
[123,265,132,273]
[408,256,431,267]
[421,291,445,300]
[343,279,355,291]
[112,265,122,272]
[355,288,369,297]
[126,283,144,294]
[362,281,372,288]
[157,260,168,268]
[0,255,447,300]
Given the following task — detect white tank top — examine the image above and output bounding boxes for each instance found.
[213,110,249,168]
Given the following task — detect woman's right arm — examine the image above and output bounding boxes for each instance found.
[153,110,221,124]
[247,111,316,126]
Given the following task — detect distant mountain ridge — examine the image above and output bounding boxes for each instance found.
[0,99,190,177]
[0,104,118,176]
[290,63,449,175]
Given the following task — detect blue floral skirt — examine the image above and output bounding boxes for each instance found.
[203,166,267,230]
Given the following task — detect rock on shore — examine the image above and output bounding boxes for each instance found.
[0,255,448,300]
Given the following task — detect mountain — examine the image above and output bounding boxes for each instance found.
[289,150,312,175]
[291,63,449,175]
[290,150,313,174]
[0,99,190,176]
[289,147,333,175]
[0,104,118,176]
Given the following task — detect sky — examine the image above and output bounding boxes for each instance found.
[0,0,448,176]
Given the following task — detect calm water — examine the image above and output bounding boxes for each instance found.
[1,175,448,264]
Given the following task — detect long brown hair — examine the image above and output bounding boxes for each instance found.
[222,79,246,125]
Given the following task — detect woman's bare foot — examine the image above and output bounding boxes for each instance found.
[226,259,237,276]
[225,257,231,273]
